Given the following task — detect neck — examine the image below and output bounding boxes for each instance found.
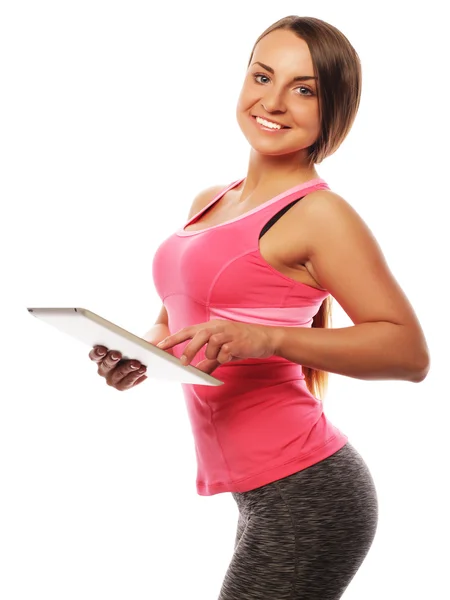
[239,149,320,203]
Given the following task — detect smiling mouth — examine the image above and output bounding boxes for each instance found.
[252,115,291,129]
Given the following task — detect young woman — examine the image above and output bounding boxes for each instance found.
[90,15,429,600]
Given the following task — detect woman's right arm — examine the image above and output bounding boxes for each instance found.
[142,306,173,354]
[89,184,225,388]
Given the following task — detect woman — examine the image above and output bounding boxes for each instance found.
[90,16,430,600]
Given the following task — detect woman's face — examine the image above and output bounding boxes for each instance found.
[236,29,321,158]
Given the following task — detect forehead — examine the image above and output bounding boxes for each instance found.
[253,29,313,72]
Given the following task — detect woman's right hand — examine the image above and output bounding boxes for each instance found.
[89,345,147,391]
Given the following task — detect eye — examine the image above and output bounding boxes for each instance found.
[253,73,271,85]
[296,86,314,97]
[252,73,314,96]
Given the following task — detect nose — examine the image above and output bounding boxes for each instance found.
[260,77,288,110]
[261,95,287,115]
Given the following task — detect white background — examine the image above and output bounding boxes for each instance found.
[1,1,449,598]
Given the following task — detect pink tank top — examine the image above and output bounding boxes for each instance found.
[152,177,348,496]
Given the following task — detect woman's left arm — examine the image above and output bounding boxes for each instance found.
[268,191,430,383]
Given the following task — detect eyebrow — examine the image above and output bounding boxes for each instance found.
[251,61,318,83]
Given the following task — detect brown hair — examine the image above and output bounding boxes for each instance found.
[247,16,362,402]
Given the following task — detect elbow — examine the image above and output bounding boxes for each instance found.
[409,351,431,383]
[410,368,428,383]
[390,324,430,383]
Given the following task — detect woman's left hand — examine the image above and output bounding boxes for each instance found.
[156,319,277,374]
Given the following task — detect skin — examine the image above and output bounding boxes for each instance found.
[90,28,430,381]
[89,347,147,391]
[235,28,322,199]
[154,29,430,377]
[90,28,320,389]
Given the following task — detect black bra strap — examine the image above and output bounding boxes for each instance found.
[259,196,305,240]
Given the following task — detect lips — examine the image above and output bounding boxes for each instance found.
[252,115,290,129]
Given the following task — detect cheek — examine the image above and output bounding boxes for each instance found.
[235,107,248,134]
[310,101,320,123]
[236,86,253,112]
[236,92,255,127]
[235,93,244,114]
[293,102,320,129]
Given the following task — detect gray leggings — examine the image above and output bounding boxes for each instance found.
[218,442,378,600]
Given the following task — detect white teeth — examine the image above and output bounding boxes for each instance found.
[255,116,282,129]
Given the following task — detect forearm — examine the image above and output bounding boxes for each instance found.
[142,324,174,356]
[269,322,429,382]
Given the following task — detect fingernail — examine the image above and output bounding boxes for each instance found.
[180,355,188,364]
[111,354,119,360]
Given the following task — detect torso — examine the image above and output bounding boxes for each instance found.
[183,181,327,291]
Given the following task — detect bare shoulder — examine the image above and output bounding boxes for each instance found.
[298,188,424,331]
[187,184,227,220]
[297,188,380,262]
[299,188,363,229]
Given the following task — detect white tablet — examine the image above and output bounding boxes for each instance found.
[27,307,224,387]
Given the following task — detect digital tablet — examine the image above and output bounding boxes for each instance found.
[27,307,224,387]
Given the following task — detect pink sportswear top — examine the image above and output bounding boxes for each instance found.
[152,177,348,496]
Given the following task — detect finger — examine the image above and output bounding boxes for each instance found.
[181,330,218,365]
[216,344,233,364]
[106,359,142,386]
[98,350,123,376]
[194,358,220,375]
[157,327,193,350]
[205,334,232,362]
[115,368,147,390]
[89,345,108,362]
[132,374,147,387]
